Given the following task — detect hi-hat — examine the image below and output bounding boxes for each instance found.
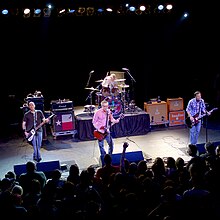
[115,79,126,82]
[95,79,103,82]
[118,84,129,88]
[85,87,99,91]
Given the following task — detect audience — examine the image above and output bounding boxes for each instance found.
[1,141,220,219]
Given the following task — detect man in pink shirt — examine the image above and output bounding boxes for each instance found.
[92,100,120,156]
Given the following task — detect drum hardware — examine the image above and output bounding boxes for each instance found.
[118,84,129,88]
[125,100,137,113]
[95,79,104,82]
[115,78,126,82]
[85,87,100,114]
[84,105,95,113]
[85,87,99,91]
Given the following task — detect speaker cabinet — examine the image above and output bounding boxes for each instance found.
[14,160,61,178]
[144,101,168,125]
[100,150,144,167]
[169,110,185,126]
[167,98,184,112]
[53,111,75,132]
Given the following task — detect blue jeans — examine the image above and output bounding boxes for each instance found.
[189,120,202,145]
[31,131,43,161]
[98,132,114,156]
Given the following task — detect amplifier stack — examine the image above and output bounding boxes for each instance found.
[167,98,185,127]
[50,99,76,138]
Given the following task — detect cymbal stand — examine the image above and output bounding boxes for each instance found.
[120,88,126,113]
[85,84,101,114]
[85,91,95,114]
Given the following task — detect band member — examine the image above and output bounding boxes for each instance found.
[101,73,118,97]
[92,100,120,157]
[186,91,210,145]
[22,101,49,162]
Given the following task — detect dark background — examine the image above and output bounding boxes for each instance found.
[0,1,219,138]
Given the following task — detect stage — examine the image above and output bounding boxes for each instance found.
[0,105,220,180]
[75,106,150,141]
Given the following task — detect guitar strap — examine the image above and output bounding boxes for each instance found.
[105,110,109,131]
[199,101,201,116]
[34,111,37,129]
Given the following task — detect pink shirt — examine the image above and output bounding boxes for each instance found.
[92,108,119,133]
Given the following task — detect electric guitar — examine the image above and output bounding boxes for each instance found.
[93,113,125,141]
[26,113,55,142]
[185,107,218,128]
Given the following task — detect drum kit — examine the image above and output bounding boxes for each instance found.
[84,78,130,116]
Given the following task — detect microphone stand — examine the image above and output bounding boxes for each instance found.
[124,69,136,102]
[85,71,93,88]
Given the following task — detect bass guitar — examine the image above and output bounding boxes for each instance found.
[26,113,55,142]
[185,107,218,128]
[93,113,125,141]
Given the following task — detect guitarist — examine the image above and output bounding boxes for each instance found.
[92,99,120,157]
[22,101,49,162]
[186,91,211,145]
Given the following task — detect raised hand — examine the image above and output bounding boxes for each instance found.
[123,142,129,149]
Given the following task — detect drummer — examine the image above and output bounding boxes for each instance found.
[101,73,118,97]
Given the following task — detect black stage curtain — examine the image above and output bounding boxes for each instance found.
[76,111,150,141]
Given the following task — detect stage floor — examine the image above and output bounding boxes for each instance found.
[1,106,220,180]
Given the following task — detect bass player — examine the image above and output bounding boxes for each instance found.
[92,99,120,157]
[22,101,49,162]
[186,91,211,145]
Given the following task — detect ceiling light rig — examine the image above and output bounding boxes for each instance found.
[0,1,190,18]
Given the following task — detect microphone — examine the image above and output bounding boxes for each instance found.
[122,67,129,71]
[90,70,94,74]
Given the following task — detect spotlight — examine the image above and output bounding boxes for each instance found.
[23,8,31,18]
[43,7,51,17]
[34,8,41,17]
[2,9,9,15]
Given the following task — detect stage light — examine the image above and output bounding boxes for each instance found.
[140,6,146,12]
[23,8,31,18]
[158,5,164,11]
[57,8,66,17]
[86,7,95,16]
[77,7,85,16]
[166,4,173,10]
[43,7,52,17]
[129,6,136,12]
[106,7,113,12]
[33,8,41,17]
[68,9,75,14]
[2,9,9,15]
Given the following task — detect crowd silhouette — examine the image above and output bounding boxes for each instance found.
[1,141,220,220]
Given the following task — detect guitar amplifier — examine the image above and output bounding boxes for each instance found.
[144,101,168,125]
[51,100,73,112]
[52,111,75,132]
[25,96,44,112]
[167,98,184,112]
[169,110,185,126]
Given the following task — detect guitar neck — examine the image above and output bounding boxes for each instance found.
[35,114,54,131]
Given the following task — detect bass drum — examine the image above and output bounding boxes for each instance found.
[107,97,122,116]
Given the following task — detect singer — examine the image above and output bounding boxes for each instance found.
[92,100,120,157]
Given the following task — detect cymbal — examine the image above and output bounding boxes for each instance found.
[85,87,99,91]
[118,84,129,88]
[115,78,126,82]
[95,79,103,82]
